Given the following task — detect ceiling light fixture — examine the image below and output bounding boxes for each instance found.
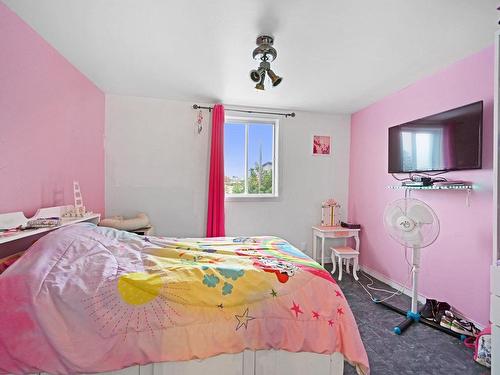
[249,35,283,91]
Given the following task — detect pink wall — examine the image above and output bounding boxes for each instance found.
[0,3,105,218]
[348,46,494,326]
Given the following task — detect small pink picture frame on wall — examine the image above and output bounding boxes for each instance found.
[312,135,331,155]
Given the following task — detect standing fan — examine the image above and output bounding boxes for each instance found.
[381,198,439,335]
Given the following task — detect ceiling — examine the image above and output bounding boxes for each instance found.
[2,0,498,113]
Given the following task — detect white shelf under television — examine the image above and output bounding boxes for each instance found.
[388,184,473,191]
[388,183,473,206]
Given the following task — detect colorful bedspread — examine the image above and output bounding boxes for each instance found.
[0,223,369,374]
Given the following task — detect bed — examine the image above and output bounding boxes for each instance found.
[0,223,369,375]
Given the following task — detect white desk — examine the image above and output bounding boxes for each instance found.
[312,225,360,266]
[0,205,100,245]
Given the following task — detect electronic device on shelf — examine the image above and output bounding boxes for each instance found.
[340,221,361,229]
[402,176,433,187]
[402,181,427,187]
[411,176,432,184]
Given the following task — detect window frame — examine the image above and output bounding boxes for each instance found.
[224,116,279,200]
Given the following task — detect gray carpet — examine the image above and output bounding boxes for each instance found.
[324,263,490,375]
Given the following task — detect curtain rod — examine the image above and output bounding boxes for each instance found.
[192,104,295,118]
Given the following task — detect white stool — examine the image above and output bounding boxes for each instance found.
[330,246,359,281]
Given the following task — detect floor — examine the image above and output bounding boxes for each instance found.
[324,263,490,375]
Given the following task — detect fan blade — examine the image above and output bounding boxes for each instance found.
[408,204,434,225]
[401,229,423,246]
[386,205,404,228]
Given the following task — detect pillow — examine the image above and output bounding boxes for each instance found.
[99,213,150,231]
[0,251,25,275]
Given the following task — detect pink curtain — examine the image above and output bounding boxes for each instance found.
[206,104,225,237]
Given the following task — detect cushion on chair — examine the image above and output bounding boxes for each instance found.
[331,246,359,255]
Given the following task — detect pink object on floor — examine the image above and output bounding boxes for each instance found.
[0,3,105,218]
[348,45,494,326]
[206,104,226,237]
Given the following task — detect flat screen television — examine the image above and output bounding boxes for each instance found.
[388,101,483,173]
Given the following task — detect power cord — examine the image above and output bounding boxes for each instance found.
[392,172,448,184]
[418,170,449,177]
[356,248,413,303]
[356,268,413,303]
[391,173,412,181]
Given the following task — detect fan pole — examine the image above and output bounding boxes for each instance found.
[390,247,421,335]
[410,247,420,314]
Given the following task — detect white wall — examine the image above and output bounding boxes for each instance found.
[105,94,350,257]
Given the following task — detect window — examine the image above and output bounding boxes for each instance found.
[224,117,278,198]
[400,127,444,171]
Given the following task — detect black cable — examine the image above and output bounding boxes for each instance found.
[391,173,412,181]
[418,170,449,177]
[392,171,449,183]
[411,173,448,183]
[431,177,447,182]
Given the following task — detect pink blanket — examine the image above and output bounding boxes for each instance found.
[0,224,369,374]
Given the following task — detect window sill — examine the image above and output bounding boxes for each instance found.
[225,195,279,202]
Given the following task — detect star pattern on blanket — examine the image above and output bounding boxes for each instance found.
[312,310,320,319]
[337,306,344,315]
[235,308,255,331]
[290,301,303,318]
[328,319,335,327]
[335,290,342,298]
[270,289,278,297]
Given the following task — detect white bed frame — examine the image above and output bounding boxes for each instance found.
[0,206,350,375]
[40,351,345,375]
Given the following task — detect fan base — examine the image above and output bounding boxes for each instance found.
[375,300,466,340]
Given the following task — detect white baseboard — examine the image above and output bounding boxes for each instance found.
[358,265,426,304]
[358,264,484,330]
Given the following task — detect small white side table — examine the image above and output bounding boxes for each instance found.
[331,246,360,281]
[312,225,360,266]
